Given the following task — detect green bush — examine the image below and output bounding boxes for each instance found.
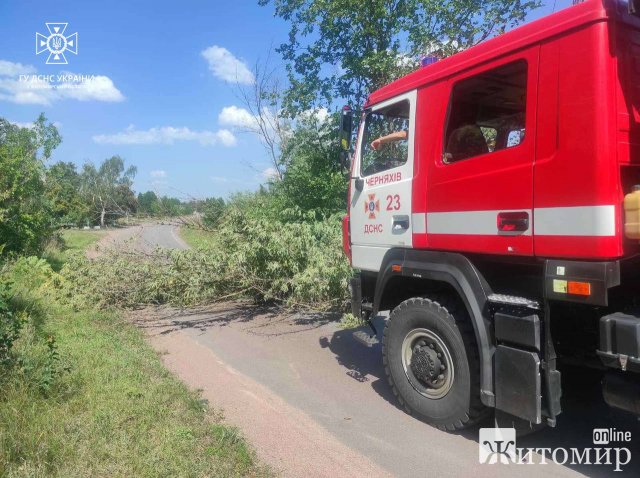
[0,257,68,394]
[217,208,350,307]
[0,248,266,477]
[0,281,21,369]
[0,116,61,256]
[270,115,347,218]
[201,197,226,228]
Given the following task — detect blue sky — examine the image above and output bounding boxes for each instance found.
[0,0,575,200]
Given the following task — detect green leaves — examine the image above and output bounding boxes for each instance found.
[0,116,61,256]
[80,155,138,226]
[0,281,20,369]
[46,161,92,226]
[261,0,541,114]
[34,113,62,161]
[271,112,347,217]
[61,209,350,311]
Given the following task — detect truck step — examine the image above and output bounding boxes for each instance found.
[353,330,380,347]
[488,293,540,310]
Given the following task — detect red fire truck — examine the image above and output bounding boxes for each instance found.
[340,0,640,431]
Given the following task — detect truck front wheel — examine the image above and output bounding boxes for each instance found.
[382,297,487,431]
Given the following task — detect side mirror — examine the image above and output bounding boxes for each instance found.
[339,105,353,152]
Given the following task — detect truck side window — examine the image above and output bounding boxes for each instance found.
[361,100,410,176]
[443,60,528,163]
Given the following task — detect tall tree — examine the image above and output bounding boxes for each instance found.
[259,0,541,114]
[137,191,159,215]
[0,114,61,255]
[46,161,89,225]
[272,112,346,216]
[234,56,292,180]
[80,156,137,227]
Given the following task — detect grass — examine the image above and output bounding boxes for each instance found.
[61,229,106,252]
[44,229,106,271]
[0,230,268,477]
[179,226,219,249]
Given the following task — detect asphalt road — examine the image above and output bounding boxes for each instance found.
[136,221,189,251]
[124,223,640,478]
[91,222,188,256]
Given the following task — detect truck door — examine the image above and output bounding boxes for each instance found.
[350,90,417,272]
[426,50,538,256]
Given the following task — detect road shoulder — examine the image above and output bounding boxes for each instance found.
[148,327,391,478]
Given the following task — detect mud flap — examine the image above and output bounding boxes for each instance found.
[493,302,562,427]
[495,345,542,424]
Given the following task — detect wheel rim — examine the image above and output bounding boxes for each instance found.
[401,328,455,399]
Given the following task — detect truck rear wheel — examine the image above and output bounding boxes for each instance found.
[382,297,487,431]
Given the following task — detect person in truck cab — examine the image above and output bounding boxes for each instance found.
[371,130,408,150]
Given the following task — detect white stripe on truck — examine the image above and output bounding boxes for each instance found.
[426,209,533,236]
[418,205,616,237]
[534,205,616,236]
[411,213,427,234]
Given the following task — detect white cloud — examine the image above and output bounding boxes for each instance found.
[58,73,124,102]
[211,176,230,183]
[218,105,258,129]
[201,46,254,85]
[0,60,36,76]
[150,170,167,178]
[0,61,124,105]
[262,167,279,181]
[93,125,237,147]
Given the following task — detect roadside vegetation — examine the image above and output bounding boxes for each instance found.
[0,117,265,476]
[0,232,266,477]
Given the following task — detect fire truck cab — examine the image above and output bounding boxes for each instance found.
[341,0,640,430]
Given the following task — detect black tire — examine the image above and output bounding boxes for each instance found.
[382,296,487,431]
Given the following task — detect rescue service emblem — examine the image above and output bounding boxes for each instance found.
[365,194,380,220]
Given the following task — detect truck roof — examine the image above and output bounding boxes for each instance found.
[366,0,617,107]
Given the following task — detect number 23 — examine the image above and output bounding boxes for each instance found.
[386,194,401,211]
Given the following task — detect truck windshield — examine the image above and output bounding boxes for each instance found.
[360,100,410,176]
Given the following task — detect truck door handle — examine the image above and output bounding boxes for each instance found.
[497,211,529,232]
[393,215,410,231]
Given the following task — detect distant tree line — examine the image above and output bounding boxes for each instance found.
[46,157,208,227]
[136,191,225,221]
[0,115,225,257]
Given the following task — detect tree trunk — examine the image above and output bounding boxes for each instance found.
[100,208,106,227]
